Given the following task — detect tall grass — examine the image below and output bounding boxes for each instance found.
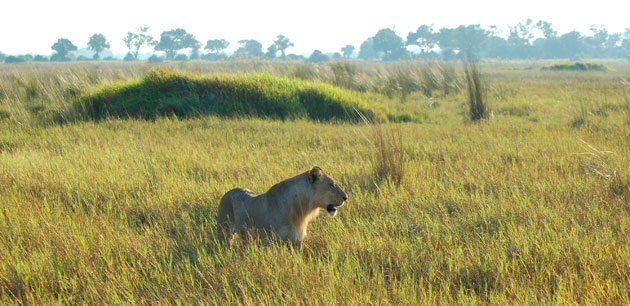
[465,60,487,121]
[577,140,629,199]
[357,111,407,187]
[329,61,363,92]
[623,78,630,124]
[370,125,406,186]
[2,61,630,304]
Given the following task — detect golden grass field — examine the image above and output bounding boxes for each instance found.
[1,60,629,304]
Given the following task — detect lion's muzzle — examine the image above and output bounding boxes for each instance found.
[326,201,345,216]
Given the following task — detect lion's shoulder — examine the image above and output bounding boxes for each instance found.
[265,172,310,206]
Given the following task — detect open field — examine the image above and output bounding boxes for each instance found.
[1,60,630,304]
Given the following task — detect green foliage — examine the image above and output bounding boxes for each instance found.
[204,39,229,54]
[155,28,200,60]
[407,25,436,52]
[359,28,408,61]
[542,62,609,71]
[233,40,264,58]
[123,53,136,61]
[4,55,29,64]
[359,37,377,60]
[341,44,355,58]
[123,26,156,60]
[272,35,293,58]
[147,54,164,63]
[87,33,110,60]
[50,38,77,61]
[265,44,278,59]
[33,55,48,62]
[307,50,329,63]
[174,54,189,61]
[75,68,400,122]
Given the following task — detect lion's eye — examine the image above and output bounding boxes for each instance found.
[329,183,335,189]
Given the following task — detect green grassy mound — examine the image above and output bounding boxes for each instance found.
[541,62,608,71]
[75,68,401,122]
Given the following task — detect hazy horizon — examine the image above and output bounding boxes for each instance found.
[2,0,629,56]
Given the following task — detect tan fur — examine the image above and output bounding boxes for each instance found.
[216,166,348,249]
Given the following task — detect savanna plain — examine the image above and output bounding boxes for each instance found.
[1,60,629,304]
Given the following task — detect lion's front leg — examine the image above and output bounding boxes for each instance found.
[290,240,302,251]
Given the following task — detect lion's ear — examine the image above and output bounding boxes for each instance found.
[308,166,323,183]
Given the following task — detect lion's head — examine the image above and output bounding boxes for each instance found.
[307,166,348,216]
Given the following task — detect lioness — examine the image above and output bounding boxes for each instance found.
[216,166,348,249]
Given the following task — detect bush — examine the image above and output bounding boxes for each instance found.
[147,55,164,63]
[202,53,227,61]
[541,62,608,71]
[307,50,329,63]
[174,54,189,61]
[286,54,304,61]
[5,55,28,64]
[123,53,136,61]
[75,68,408,123]
[50,53,72,62]
[33,55,49,62]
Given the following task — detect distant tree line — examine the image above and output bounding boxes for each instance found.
[362,20,630,61]
[3,20,630,64]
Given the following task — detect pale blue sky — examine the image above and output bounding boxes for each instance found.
[1,0,629,55]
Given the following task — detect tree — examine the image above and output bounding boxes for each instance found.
[504,19,538,58]
[508,19,535,47]
[341,45,354,58]
[372,28,407,61]
[272,35,293,58]
[555,31,583,59]
[407,25,436,53]
[451,25,488,57]
[51,38,77,61]
[535,20,557,39]
[174,54,189,61]
[123,26,156,60]
[155,28,200,60]
[233,40,263,58]
[307,50,329,63]
[584,25,609,57]
[205,39,229,54]
[265,44,278,59]
[5,55,29,64]
[604,33,621,56]
[33,55,48,62]
[622,29,630,59]
[87,33,110,60]
[204,39,230,61]
[358,37,377,60]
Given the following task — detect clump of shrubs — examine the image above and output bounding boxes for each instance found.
[75,68,409,123]
[542,62,608,71]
